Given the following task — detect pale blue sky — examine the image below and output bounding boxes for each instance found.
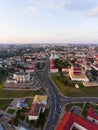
[0,0,98,43]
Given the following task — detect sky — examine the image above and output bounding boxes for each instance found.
[0,0,98,44]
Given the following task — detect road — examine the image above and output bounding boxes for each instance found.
[35,56,98,130]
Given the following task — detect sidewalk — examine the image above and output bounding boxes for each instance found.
[55,104,66,129]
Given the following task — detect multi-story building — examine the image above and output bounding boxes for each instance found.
[13,72,30,83]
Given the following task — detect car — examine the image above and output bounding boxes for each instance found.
[0,113,3,118]
[10,104,12,107]
[3,116,7,120]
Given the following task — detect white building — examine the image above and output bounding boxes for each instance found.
[13,72,30,83]
[69,66,89,81]
[87,108,98,124]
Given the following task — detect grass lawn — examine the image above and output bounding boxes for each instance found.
[7,109,16,114]
[52,74,98,97]
[0,99,13,111]
[0,90,42,98]
[65,103,84,112]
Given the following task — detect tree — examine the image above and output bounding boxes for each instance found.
[9,117,18,126]
[16,109,25,120]
[54,59,63,73]
[62,60,71,68]
[71,58,77,64]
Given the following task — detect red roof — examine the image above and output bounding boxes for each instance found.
[50,59,54,65]
[88,108,98,120]
[95,55,98,59]
[56,111,98,130]
[29,103,41,116]
[73,67,81,71]
[50,59,58,69]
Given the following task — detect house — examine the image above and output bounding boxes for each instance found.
[33,95,47,105]
[56,111,98,130]
[87,108,98,124]
[28,103,41,121]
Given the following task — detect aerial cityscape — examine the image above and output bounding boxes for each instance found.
[0,44,98,130]
[0,0,98,130]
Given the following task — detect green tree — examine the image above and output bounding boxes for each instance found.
[54,59,63,73]
[16,109,25,120]
[9,117,18,126]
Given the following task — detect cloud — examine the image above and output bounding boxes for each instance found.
[86,6,98,16]
[47,0,98,11]
[24,4,39,14]
[45,0,67,10]
[25,0,98,14]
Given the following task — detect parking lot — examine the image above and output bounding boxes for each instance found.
[5,98,23,113]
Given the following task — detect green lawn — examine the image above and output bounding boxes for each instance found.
[52,74,98,97]
[0,90,42,98]
[7,109,16,114]
[0,99,13,111]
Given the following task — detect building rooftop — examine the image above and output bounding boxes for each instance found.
[70,69,88,79]
[29,103,41,116]
[57,111,98,130]
[33,95,47,104]
[88,108,98,120]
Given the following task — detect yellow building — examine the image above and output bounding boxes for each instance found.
[33,95,47,105]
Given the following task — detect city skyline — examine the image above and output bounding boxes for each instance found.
[0,0,98,43]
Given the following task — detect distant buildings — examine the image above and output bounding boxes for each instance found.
[50,51,59,59]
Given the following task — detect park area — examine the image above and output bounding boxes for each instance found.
[52,74,98,97]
